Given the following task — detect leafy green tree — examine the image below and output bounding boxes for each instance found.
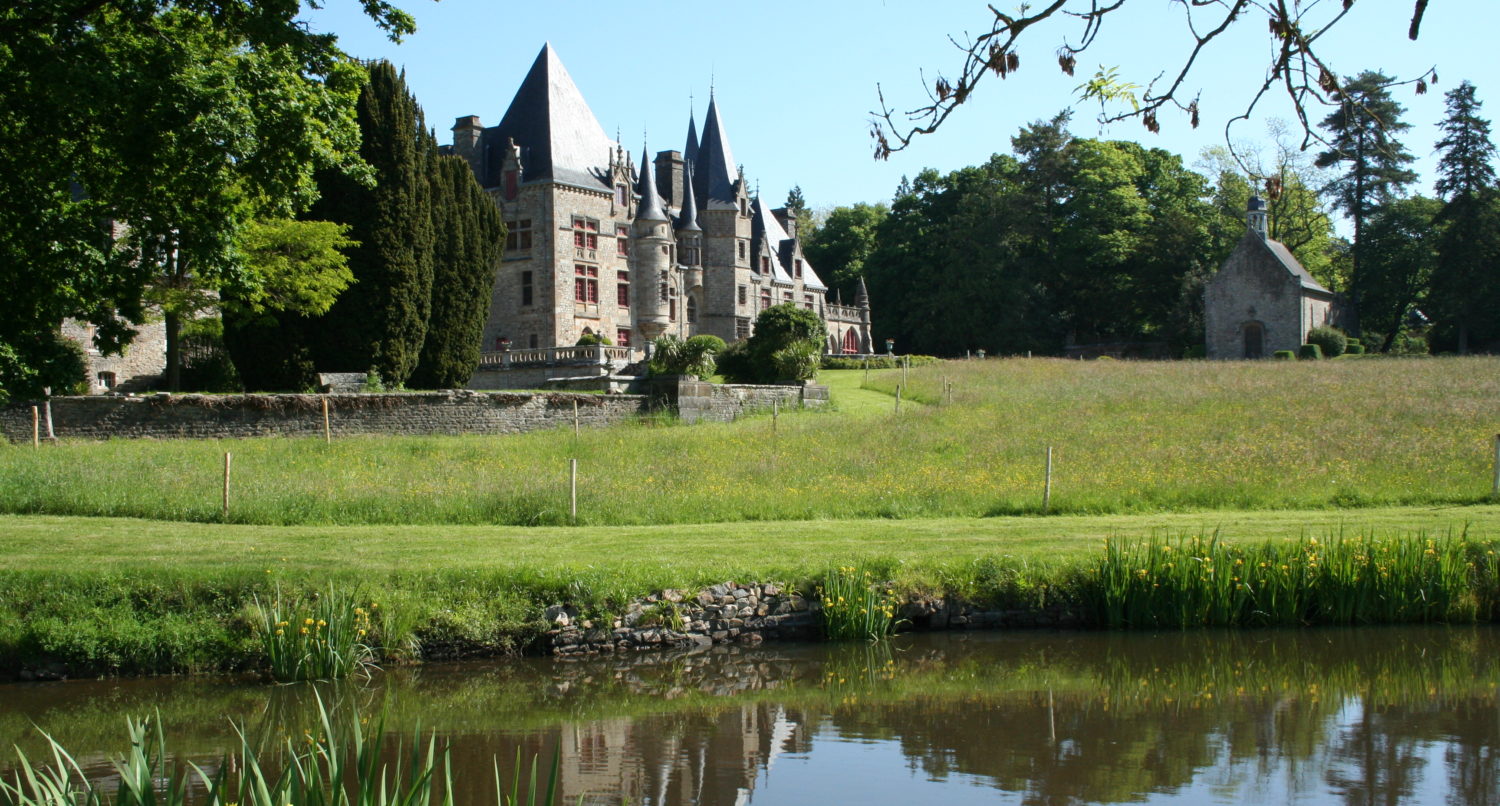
[801,203,889,299]
[739,304,825,383]
[1429,80,1500,353]
[409,155,505,389]
[1360,197,1442,353]
[232,220,358,319]
[1315,70,1419,334]
[0,1,411,389]
[306,61,436,386]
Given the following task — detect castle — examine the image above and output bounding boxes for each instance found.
[443,44,872,365]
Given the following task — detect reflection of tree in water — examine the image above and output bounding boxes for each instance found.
[5,628,1500,804]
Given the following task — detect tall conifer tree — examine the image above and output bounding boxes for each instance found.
[308,61,435,385]
[410,155,504,388]
[1315,70,1417,335]
[1430,80,1500,353]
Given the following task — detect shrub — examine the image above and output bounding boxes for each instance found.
[740,303,824,383]
[575,332,613,347]
[1306,326,1348,357]
[1298,344,1324,360]
[1273,350,1296,360]
[648,334,724,379]
[714,340,755,382]
[1182,345,1207,359]
[1344,342,1365,355]
[821,354,939,370]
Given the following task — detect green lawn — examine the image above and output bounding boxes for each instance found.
[3,359,1496,527]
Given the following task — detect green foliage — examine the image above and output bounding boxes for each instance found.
[866,114,1215,356]
[1429,80,1500,354]
[0,0,407,400]
[0,330,86,404]
[231,219,358,320]
[308,61,436,387]
[574,333,613,347]
[409,156,504,389]
[737,304,824,382]
[1272,350,1296,360]
[1181,345,1206,359]
[251,586,377,682]
[1360,196,1442,352]
[1344,343,1365,355]
[802,202,889,296]
[178,318,242,393]
[1316,70,1418,332]
[1297,344,1324,360]
[822,354,938,370]
[1083,534,1488,629]
[649,334,723,379]
[1305,326,1348,358]
[817,566,902,640]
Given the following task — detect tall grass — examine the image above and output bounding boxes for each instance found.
[251,586,377,682]
[1084,533,1496,628]
[0,698,584,806]
[1,358,1496,526]
[817,566,902,640]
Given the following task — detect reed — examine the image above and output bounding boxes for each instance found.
[251,586,377,682]
[1083,533,1497,629]
[817,566,902,640]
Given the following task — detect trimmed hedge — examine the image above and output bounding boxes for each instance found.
[1298,344,1324,361]
[1273,350,1296,360]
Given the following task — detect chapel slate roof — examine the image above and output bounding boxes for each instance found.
[1252,232,1332,296]
[479,44,616,193]
[693,95,739,208]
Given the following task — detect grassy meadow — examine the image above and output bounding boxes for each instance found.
[1,357,1496,526]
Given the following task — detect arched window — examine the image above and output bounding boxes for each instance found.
[686,296,698,324]
[843,329,860,354]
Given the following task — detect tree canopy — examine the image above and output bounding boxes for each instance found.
[0,0,415,400]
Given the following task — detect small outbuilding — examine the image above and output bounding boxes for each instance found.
[1204,196,1336,359]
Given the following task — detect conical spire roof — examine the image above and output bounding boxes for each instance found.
[856,277,870,305]
[485,44,615,191]
[635,145,668,223]
[684,112,699,165]
[676,163,701,232]
[694,94,739,208]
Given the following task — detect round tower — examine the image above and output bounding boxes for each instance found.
[677,163,704,294]
[632,148,672,351]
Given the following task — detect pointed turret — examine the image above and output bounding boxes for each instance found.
[694,94,740,208]
[483,44,616,191]
[1246,195,1268,239]
[676,163,701,232]
[855,277,870,307]
[684,112,699,165]
[635,146,668,223]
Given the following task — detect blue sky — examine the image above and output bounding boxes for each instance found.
[305,1,1494,214]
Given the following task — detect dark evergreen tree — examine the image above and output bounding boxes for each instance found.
[1429,80,1500,353]
[409,155,505,388]
[1315,70,1418,335]
[307,61,435,386]
[1361,196,1442,352]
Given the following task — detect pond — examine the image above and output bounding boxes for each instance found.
[3,627,1498,804]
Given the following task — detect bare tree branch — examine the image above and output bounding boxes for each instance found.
[871,0,1437,161]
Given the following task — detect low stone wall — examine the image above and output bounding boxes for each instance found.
[656,377,829,424]
[0,391,648,442]
[540,581,1080,658]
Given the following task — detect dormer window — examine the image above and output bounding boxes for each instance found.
[615,184,627,207]
[503,170,518,200]
[760,256,770,274]
[794,259,803,279]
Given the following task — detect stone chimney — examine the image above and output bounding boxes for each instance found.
[772,207,797,239]
[654,150,684,210]
[451,115,484,174]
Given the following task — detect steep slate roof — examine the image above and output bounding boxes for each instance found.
[480,43,616,192]
[676,163,701,232]
[635,146,668,223]
[693,95,739,208]
[756,200,828,291]
[683,113,699,165]
[1250,232,1332,296]
[751,198,801,287]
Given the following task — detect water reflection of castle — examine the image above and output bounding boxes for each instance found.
[559,704,810,806]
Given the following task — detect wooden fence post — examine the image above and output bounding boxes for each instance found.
[1493,434,1500,498]
[773,398,779,434]
[223,452,233,521]
[894,385,902,415]
[31,406,39,448]
[1043,446,1053,513]
[573,400,580,437]
[322,398,331,444]
[569,458,578,523]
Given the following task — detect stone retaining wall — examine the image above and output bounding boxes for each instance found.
[539,580,1080,657]
[0,391,648,442]
[655,377,829,424]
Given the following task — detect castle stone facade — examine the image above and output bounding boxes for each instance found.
[444,44,871,361]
